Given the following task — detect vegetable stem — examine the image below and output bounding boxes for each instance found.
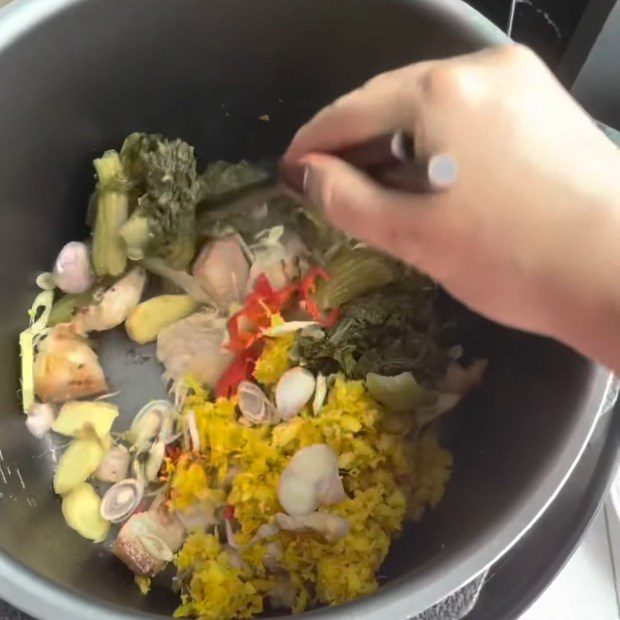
[92,150,128,276]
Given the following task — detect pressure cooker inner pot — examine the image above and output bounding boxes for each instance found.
[0,0,602,617]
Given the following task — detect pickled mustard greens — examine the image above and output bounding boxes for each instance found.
[18,131,486,620]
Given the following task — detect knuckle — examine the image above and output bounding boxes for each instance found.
[500,43,538,67]
[422,64,468,102]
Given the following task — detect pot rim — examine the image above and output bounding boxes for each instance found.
[0,0,613,618]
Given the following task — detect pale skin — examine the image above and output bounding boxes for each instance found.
[283,44,620,375]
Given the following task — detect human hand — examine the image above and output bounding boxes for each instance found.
[283,44,620,371]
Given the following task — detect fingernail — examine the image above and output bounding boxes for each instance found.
[302,165,322,211]
[302,165,311,194]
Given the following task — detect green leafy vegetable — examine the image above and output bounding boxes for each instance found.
[297,282,449,383]
[366,372,428,412]
[197,160,268,206]
[92,151,129,276]
[119,132,199,269]
[313,247,397,310]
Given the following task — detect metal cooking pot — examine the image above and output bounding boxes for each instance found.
[0,0,615,618]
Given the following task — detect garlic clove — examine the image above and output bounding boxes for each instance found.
[238,381,278,425]
[316,472,346,506]
[277,444,345,516]
[275,367,316,421]
[312,373,327,415]
[95,445,130,483]
[100,478,144,523]
[277,468,321,516]
[53,241,94,294]
[25,403,56,438]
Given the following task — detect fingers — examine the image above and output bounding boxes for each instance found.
[301,153,439,265]
[283,64,429,167]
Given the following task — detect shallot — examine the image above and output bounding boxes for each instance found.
[53,241,94,294]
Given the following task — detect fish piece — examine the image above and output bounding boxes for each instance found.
[34,325,108,403]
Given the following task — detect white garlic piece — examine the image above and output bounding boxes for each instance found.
[278,444,345,516]
[275,367,316,421]
[312,373,327,415]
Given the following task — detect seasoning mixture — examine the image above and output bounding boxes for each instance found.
[19,133,486,619]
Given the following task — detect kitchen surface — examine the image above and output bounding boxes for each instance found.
[0,0,618,619]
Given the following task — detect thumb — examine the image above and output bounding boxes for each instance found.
[301,153,437,264]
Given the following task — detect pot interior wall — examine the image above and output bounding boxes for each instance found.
[0,0,595,616]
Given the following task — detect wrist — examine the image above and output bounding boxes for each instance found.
[545,183,620,373]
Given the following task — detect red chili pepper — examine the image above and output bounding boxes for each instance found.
[216,343,262,398]
[297,268,341,327]
[227,274,297,353]
[299,267,329,299]
[223,505,235,520]
[165,444,182,464]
